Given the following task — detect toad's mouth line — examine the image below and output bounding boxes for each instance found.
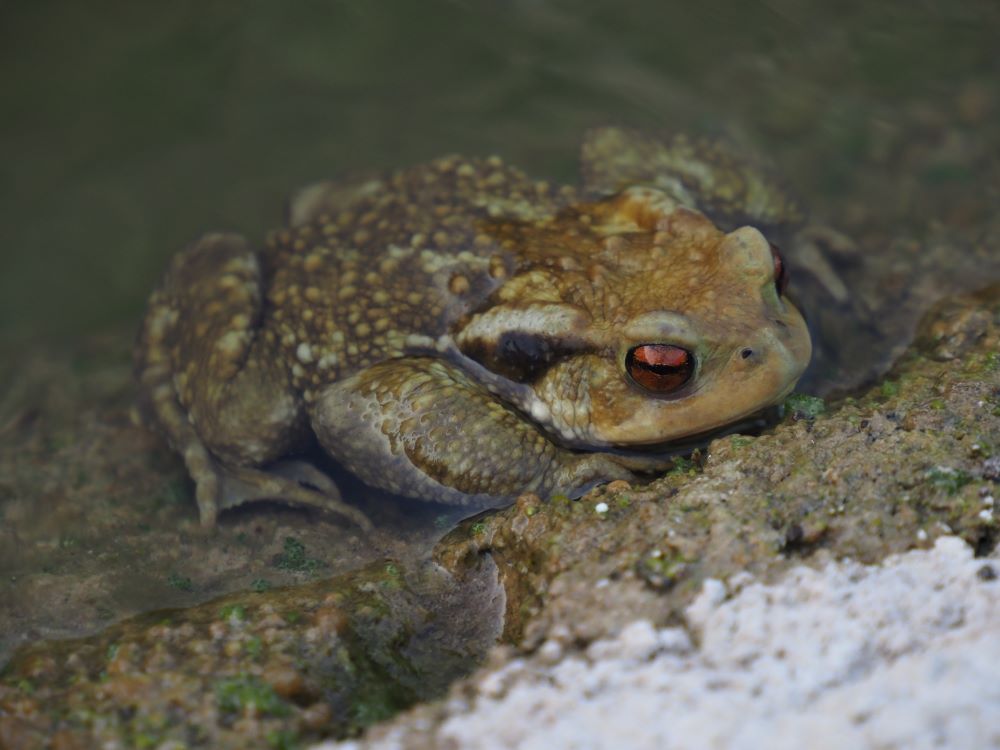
[578,405,784,465]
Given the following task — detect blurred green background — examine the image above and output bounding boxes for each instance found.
[1,0,997,346]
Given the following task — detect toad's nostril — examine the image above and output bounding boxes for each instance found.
[741,348,754,360]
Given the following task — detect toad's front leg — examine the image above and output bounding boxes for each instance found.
[309,358,636,508]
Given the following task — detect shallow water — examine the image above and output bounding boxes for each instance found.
[3,1,996,346]
[1,0,998,739]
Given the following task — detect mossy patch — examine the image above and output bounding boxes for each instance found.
[666,456,699,477]
[272,537,324,574]
[166,571,194,592]
[214,675,290,718]
[924,466,973,495]
[784,393,826,420]
[219,604,247,622]
[635,548,691,591]
[266,729,302,750]
[879,379,900,398]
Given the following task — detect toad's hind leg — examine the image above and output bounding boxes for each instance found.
[135,232,370,530]
[580,126,805,234]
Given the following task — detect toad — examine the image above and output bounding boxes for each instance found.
[135,128,811,529]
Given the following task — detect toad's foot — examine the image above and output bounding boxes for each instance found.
[549,453,638,499]
[189,451,372,531]
[794,225,856,305]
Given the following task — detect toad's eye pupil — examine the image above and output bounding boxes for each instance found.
[626,344,694,394]
[769,242,789,296]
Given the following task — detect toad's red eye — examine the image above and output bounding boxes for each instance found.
[770,243,789,296]
[626,344,694,394]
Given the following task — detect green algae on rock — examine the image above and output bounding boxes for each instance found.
[0,558,502,748]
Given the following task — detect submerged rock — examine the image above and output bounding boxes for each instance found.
[0,558,502,748]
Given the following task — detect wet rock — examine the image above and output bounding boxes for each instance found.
[0,559,502,748]
[434,284,1000,649]
[346,538,1000,750]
